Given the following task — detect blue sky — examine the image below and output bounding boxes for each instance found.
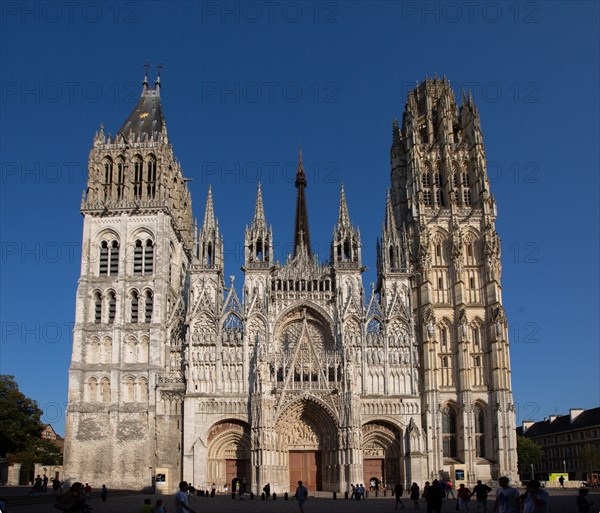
[1,1,598,435]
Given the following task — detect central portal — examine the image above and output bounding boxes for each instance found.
[289,451,322,492]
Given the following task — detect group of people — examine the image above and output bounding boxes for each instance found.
[349,483,367,499]
[392,476,553,513]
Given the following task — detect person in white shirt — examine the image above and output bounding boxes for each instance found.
[493,477,520,513]
[175,481,197,513]
[521,480,549,513]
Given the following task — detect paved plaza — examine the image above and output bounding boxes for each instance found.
[2,489,597,513]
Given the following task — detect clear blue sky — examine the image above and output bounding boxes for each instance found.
[1,1,598,436]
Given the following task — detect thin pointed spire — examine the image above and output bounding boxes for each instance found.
[294,149,311,257]
[338,183,351,228]
[202,186,215,230]
[385,189,397,232]
[253,183,266,227]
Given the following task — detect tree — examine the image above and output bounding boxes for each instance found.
[517,435,542,478]
[0,375,63,483]
[579,444,600,477]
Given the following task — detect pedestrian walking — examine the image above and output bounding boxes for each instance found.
[457,483,472,511]
[101,485,108,502]
[394,483,405,509]
[295,480,308,513]
[175,481,197,513]
[472,480,492,513]
[410,482,420,509]
[492,477,519,513]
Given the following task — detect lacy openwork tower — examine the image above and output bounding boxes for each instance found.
[64,75,517,492]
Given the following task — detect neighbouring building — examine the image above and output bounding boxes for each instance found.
[518,407,600,481]
[64,74,518,492]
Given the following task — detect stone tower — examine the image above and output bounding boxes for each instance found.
[64,70,193,489]
[390,77,518,482]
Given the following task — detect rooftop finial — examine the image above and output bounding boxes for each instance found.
[155,62,164,91]
[142,61,151,91]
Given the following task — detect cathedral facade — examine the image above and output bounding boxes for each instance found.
[64,74,517,493]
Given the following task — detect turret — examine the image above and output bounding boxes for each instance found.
[245,183,273,266]
[331,184,361,267]
[196,186,223,270]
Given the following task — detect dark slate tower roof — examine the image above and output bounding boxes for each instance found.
[119,76,165,139]
[293,149,311,257]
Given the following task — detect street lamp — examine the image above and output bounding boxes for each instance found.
[530,463,534,481]
[563,460,567,478]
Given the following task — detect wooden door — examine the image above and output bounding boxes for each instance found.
[226,459,248,490]
[289,451,321,492]
[363,458,384,488]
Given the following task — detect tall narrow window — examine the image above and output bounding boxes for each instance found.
[131,291,139,323]
[146,159,157,199]
[101,378,110,404]
[99,241,109,275]
[423,190,432,206]
[94,292,102,324]
[134,240,143,275]
[463,189,472,206]
[133,159,143,200]
[88,378,98,402]
[116,160,125,201]
[144,240,154,274]
[144,290,153,323]
[442,406,458,458]
[108,292,116,323]
[474,405,486,457]
[436,189,444,207]
[103,160,113,200]
[109,241,119,275]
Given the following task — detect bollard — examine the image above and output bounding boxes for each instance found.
[250,492,254,500]
[375,489,378,497]
[273,493,277,500]
[261,492,265,500]
[284,492,289,500]
[232,492,236,499]
[345,491,349,499]
[333,492,337,499]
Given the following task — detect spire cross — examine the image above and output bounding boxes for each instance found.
[156,62,165,77]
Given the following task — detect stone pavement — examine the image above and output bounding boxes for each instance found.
[3,489,598,513]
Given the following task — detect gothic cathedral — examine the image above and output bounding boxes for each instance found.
[64,74,517,493]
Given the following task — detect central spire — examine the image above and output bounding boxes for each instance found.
[293,149,311,257]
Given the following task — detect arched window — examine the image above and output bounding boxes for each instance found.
[474,405,486,457]
[134,240,143,275]
[88,378,98,402]
[472,326,480,347]
[131,291,139,323]
[100,378,110,404]
[116,160,125,201]
[107,291,116,323]
[442,406,458,458]
[144,240,154,274]
[134,238,154,275]
[144,290,153,323]
[110,241,119,275]
[146,158,157,199]
[125,377,135,402]
[138,377,148,402]
[94,291,102,324]
[440,327,448,347]
[103,159,113,200]
[133,158,143,199]
[99,241,109,275]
